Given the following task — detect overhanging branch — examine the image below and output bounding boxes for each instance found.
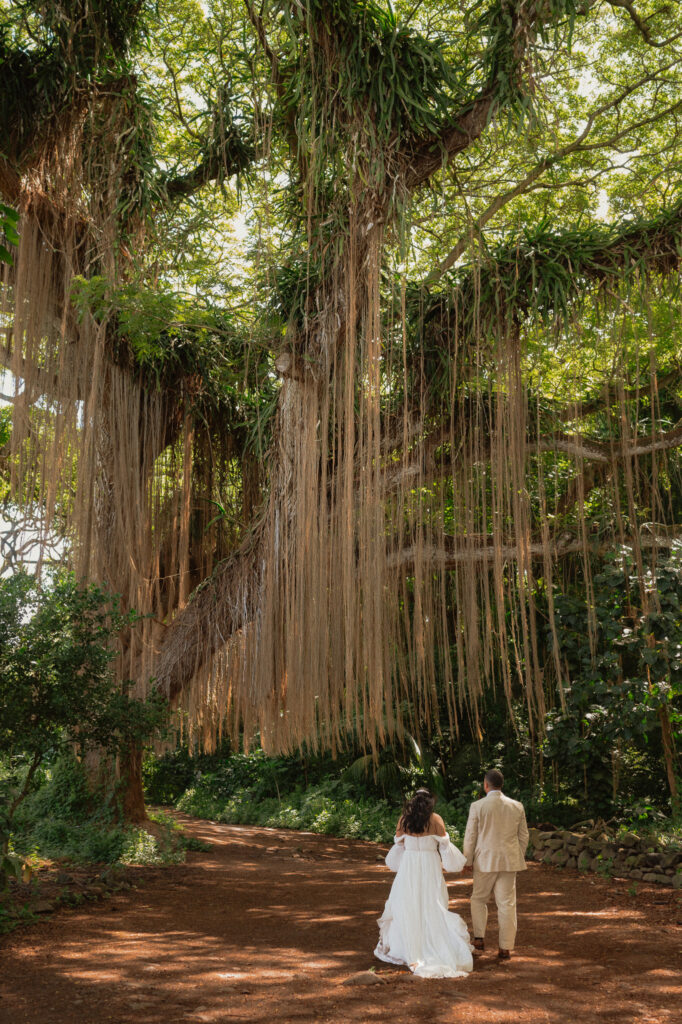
[422,77,682,286]
[604,0,682,47]
[402,0,603,192]
[413,195,682,352]
[403,91,498,190]
[160,127,256,200]
[385,418,682,496]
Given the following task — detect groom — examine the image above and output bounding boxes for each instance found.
[462,769,529,961]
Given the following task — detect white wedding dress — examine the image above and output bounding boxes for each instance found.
[374,833,473,979]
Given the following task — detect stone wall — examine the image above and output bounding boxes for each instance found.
[528,827,682,888]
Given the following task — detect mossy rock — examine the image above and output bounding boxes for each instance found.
[618,833,639,848]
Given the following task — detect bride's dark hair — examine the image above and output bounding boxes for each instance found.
[400,788,436,834]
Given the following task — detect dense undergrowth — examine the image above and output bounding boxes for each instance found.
[143,745,475,844]
[142,744,680,848]
[3,740,678,878]
[8,756,207,868]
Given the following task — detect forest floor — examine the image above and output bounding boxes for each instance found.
[0,811,680,1024]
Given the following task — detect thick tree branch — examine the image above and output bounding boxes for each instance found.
[541,421,682,461]
[630,421,682,455]
[385,416,682,497]
[401,0,605,191]
[161,129,255,200]
[555,367,682,421]
[391,530,682,573]
[403,91,498,191]
[414,194,682,358]
[604,0,682,47]
[422,74,682,285]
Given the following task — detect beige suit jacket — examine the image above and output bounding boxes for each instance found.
[462,791,529,872]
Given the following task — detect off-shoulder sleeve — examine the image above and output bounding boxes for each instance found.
[436,834,467,873]
[385,834,405,872]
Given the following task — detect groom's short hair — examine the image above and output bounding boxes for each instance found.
[484,769,504,790]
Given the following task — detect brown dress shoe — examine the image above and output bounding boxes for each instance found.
[497,948,512,960]
[473,938,485,953]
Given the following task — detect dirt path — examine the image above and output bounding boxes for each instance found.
[1,813,680,1024]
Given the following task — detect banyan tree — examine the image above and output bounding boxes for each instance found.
[1,0,682,815]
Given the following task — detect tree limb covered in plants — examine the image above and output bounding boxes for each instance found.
[402,0,598,189]
[422,69,682,285]
[157,95,257,200]
[160,138,256,199]
[384,417,682,497]
[413,195,682,353]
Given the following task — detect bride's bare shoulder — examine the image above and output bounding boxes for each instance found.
[430,812,447,836]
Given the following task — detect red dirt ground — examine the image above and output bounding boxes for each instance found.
[1,812,681,1024]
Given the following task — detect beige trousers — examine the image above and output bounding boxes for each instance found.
[470,868,517,950]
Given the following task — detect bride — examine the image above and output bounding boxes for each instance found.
[374,788,473,979]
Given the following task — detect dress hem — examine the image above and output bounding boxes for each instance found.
[374,945,469,979]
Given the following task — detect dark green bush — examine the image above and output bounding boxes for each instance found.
[11,755,202,865]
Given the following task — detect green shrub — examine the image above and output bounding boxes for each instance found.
[173,767,467,845]
[10,756,199,866]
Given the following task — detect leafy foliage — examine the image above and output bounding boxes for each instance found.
[275,0,470,154]
[0,572,166,765]
[72,276,275,422]
[0,572,168,883]
[146,744,485,843]
[10,755,206,865]
[0,0,148,153]
[0,204,19,264]
[545,546,682,814]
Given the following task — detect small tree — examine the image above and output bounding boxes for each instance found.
[0,571,167,885]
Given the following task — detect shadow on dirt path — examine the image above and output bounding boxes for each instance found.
[1,812,680,1024]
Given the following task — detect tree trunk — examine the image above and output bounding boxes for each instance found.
[658,704,679,814]
[119,743,147,824]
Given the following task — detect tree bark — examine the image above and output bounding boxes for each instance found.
[119,743,147,825]
[658,704,680,813]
